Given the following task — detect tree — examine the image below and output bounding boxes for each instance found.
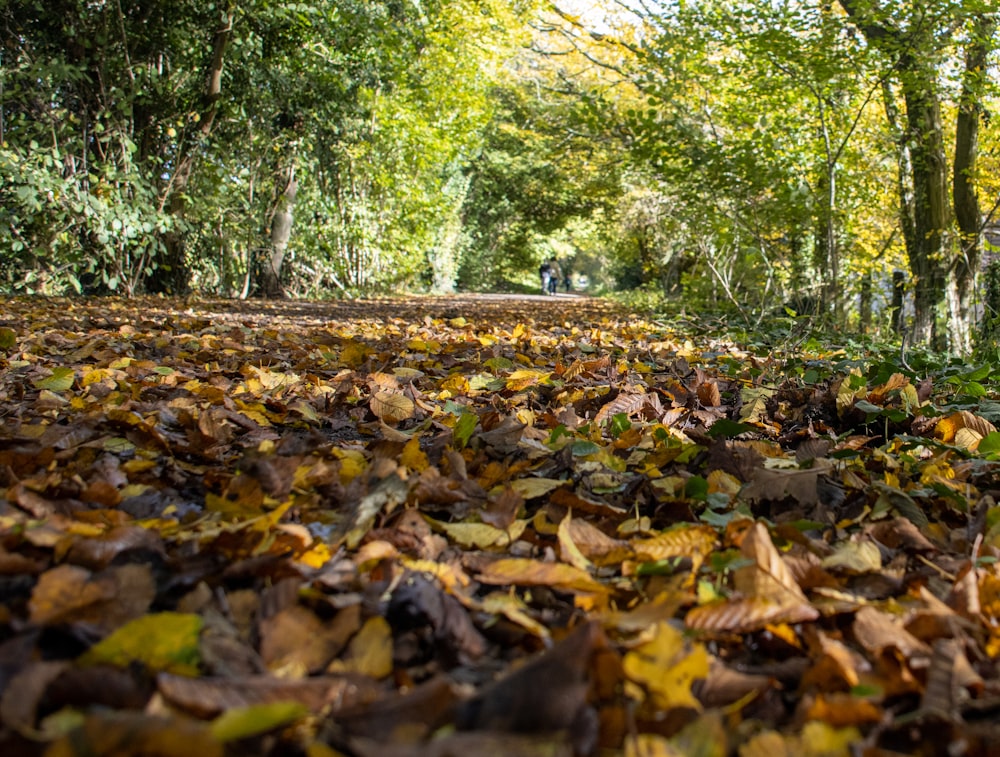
[0,0,232,294]
[838,0,998,349]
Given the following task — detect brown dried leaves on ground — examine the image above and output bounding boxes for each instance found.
[2,294,1000,756]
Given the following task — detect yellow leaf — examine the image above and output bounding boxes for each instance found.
[954,427,982,450]
[798,721,862,757]
[706,469,741,496]
[739,386,772,424]
[81,367,116,387]
[623,621,709,710]
[625,734,686,757]
[340,340,372,367]
[433,519,528,549]
[820,540,882,573]
[739,731,793,757]
[632,525,718,563]
[557,510,593,571]
[480,592,550,639]
[79,612,203,675]
[476,557,608,594]
[509,477,564,499]
[290,400,321,423]
[505,369,551,391]
[399,557,472,592]
[392,367,424,380]
[400,436,429,472]
[370,390,415,423]
[327,616,393,679]
[333,448,367,483]
[210,702,308,742]
[297,541,332,569]
[441,374,471,393]
[835,369,866,416]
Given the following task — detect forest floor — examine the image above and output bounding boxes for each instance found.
[2,293,1000,756]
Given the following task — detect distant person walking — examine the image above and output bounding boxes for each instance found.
[539,260,553,294]
[547,258,562,295]
[562,266,572,292]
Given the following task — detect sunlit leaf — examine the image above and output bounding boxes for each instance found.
[623,621,709,710]
[453,410,478,449]
[476,557,609,594]
[0,327,16,349]
[509,477,564,499]
[33,366,75,392]
[79,612,203,675]
[505,369,550,391]
[371,390,415,423]
[431,518,528,549]
[633,525,718,563]
[557,510,593,571]
[481,592,550,639]
[400,436,430,471]
[210,702,308,742]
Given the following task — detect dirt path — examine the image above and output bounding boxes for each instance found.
[195,292,626,328]
[12,293,629,334]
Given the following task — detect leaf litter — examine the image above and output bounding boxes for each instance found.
[2,295,1000,755]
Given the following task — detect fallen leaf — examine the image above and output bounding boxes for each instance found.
[79,612,203,676]
[623,621,709,711]
[476,558,610,595]
[328,615,394,679]
[371,390,416,423]
[210,701,308,741]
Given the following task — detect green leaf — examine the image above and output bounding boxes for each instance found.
[685,475,708,500]
[964,365,992,382]
[609,412,632,437]
[961,381,987,398]
[548,424,572,445]
[484,356,515,372]
[33,366,75,392]
[978,432,1000,454]
[0,327,16,350]
[570,440,602,456]
[854,400,884,414]
[210,702,308,742]
[102,437,136,454]
[453,411,478,450]
[79,612,203,675]
[707,419,754,438]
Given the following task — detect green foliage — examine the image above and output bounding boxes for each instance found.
[457,77,621,290]
[0,0,995,332]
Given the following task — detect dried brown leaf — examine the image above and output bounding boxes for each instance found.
[851,606,932,659]
[476,557,609,595]
[371,390,415,423]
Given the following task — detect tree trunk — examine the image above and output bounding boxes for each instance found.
[859,273,872,334]
[900,58,950,347]
[261,162,297,298]
[151,4,234,294]
[981,260,1000,347]
[949,13,996,354]
[890,270,905,336]
[841,1,951,348]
